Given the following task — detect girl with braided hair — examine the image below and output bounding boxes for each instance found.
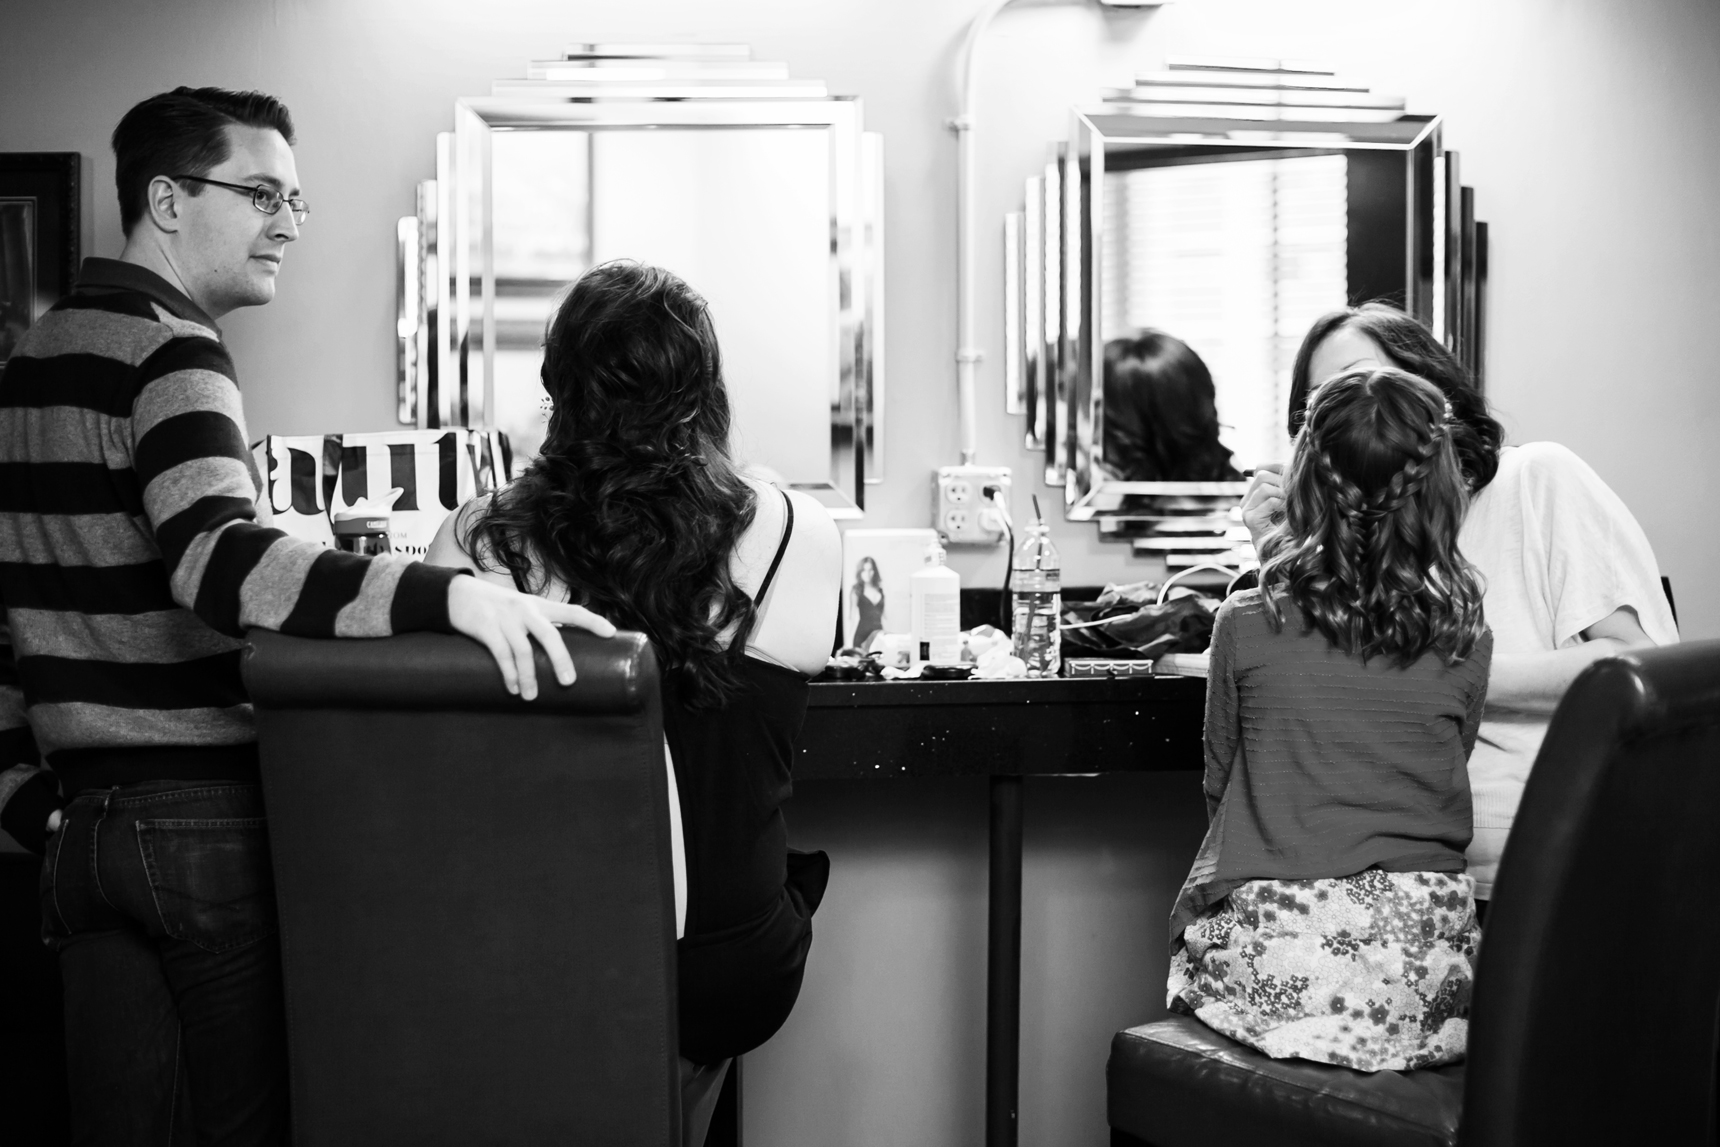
[1166,368,1493,1072]
[1245,303,1677,907]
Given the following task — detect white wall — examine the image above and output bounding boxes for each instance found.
[4,1,1718,1143]
[1,0,1712,636]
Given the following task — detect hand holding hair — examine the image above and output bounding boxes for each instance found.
[1242,462,1285,553]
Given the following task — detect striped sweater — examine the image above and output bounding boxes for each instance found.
[0,259,460,825]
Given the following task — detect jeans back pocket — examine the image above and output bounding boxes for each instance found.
[136,818,277,954]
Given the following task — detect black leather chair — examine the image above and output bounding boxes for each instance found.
[244,629,680,1147]
[1108,639,1720,1147]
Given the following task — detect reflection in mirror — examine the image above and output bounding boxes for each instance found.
[1064,115,1449,530]
[490,128,833,481]
[491,131,588,462]
[399,48,880,518]
[1100,152,1348,480]
[1100,330,1241,483]
[1007,64,1488,568]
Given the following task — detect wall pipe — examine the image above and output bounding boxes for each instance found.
[951,0,1018,465]
[951,0,1163,466]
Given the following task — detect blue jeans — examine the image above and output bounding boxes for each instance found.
[41,782,287,1146]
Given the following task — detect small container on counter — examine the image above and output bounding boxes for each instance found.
[910,539,961,667]
[332,508,392,556]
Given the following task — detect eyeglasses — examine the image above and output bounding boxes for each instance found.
[172,175,309,225]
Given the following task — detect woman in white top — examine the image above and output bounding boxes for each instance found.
[427,260,841,1146]
[1242,304,1678,902]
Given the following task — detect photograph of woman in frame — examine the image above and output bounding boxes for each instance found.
[850,555,885,649]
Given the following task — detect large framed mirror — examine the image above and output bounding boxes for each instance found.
[1068,111,1443,520]
[1006,64,1487,567]
[404,58,882,518]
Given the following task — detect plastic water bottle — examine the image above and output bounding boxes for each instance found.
[1011,499,1061,677]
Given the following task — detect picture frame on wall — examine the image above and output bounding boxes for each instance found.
[0,153,81,365]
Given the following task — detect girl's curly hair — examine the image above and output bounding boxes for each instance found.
[463,261,758,706]
[1260,368,1486,666]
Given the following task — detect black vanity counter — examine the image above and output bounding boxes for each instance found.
[796,674,1206,778]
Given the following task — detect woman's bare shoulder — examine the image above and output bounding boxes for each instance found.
[782,488,841,572]
[733,476,838,585]
[425,497,481,569]
[737,476,841,673]
[426,495,519,591]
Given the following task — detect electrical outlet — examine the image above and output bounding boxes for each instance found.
[935,465,1011,546]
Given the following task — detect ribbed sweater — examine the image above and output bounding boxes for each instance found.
[0,259,460,794]
[1169,588,1492,944]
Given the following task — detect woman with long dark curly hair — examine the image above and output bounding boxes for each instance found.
[1242,303,1676,908]
[427,260,840,1143]
[1101,329,1241,482]
[1168,368,1493,1072]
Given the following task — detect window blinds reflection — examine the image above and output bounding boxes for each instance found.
[1101,153,1347,468]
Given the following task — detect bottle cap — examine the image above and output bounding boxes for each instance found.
[332,487,405,526]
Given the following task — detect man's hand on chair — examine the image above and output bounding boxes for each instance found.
[448,577,616,701]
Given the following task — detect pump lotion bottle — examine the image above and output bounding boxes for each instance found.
[910,539,961,666]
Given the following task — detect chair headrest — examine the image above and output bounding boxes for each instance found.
[243,629,657,715]
[1600,639,1720,740]
[1461,637,1720,1144]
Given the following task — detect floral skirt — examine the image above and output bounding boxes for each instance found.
[1167,869,1478,1071]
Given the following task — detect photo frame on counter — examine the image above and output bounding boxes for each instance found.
[839,527,938,652]
[0,153,80,365]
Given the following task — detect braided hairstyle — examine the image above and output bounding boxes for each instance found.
[463,261,759,707]
[1259,368,1486,666]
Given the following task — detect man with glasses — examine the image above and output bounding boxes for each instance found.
[0,87,612,1145]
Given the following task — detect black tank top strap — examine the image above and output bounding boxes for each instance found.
[751,487,794,608]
